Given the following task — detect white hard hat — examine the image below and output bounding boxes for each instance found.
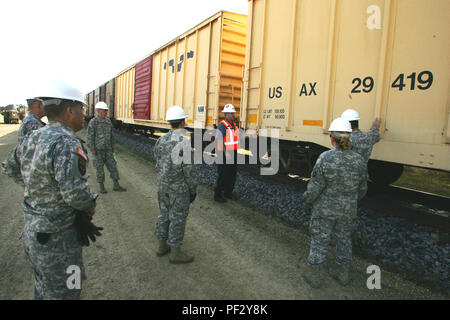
[328,117,352,133]
[95,101,109,110]
[166,105,187,121]
[35,80,86,106]
[222,103,236,113]
[341,109,360,121]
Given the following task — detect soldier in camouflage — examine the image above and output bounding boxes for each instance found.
[18,98,46,144]
[154,106,197,264]
[19,81,100,299]
[341,109,381,166]
[87,101,126,193]
[302,118,367,288]
[1,98,46,184]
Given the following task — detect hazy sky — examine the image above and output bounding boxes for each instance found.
[0,0,248,105]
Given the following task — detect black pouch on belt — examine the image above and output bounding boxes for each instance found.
[36,232,51,245]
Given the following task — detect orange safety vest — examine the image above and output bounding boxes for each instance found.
[218,120,240,151]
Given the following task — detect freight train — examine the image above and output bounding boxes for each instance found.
[84,0,450,185]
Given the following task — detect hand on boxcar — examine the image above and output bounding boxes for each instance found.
[372,118,382,129]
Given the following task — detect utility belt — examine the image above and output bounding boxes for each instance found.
[23,200,74,234]
[23,201,103,247]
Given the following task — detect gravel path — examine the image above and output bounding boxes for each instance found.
[114,129,450,294]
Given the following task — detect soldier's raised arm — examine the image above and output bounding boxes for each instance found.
[369,117,381,144]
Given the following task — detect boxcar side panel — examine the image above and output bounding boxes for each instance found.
[384,0,450,145]
[134,56,153,120]
[206,19,221,126]
[115,66,135,123]
[291,0,332,135]
[89,90,95,118]
[105,79,115,119]
[242,0,265,130]
[219,12,248,123]
[100,84,107,104]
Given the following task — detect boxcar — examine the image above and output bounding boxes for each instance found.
[241,0,450,183]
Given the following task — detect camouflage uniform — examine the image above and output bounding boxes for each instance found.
[86,117,120,183]
[1,144,23,185]
[350,127,381,165]
[303,148,367,268]
[18,112,46,145]
[154,129,197,248]
[1,113,45,184]
[19,121,97,299]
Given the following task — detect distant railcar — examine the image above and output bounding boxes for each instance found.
[113,11,247,132]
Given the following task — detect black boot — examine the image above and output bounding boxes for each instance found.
[113,180,127,192]
[99,183,107,194]
[214,189,227,203]
[216,196,227,203]
[224,193,235,201]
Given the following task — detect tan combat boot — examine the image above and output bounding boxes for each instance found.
[169,246,194,264]
[302,265,323,289]
[99,183,107,194]
[113,180,127,192]
[156,240,171,257]
[330,264,350,286]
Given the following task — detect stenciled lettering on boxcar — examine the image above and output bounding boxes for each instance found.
[163,51,195,73]
[350,71,434,94]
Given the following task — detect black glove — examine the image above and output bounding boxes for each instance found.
[73,210,103,247]
[36,232,51,245]
[190,193,197,203]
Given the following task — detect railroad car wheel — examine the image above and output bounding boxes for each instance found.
[368,160,404,185]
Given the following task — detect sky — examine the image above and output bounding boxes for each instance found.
[0,0,248,106]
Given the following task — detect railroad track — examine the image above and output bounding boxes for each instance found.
[363,184,450,232]
[239,163,450,233]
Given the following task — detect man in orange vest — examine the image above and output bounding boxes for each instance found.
[215,104,240,203]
